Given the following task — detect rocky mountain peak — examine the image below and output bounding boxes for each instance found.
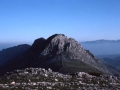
[0,34,112,75]
[40,34,83,56]
[32,38,46,46]
[30,38,46,52]
[34,34,109,74]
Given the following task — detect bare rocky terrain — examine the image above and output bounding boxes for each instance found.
[0,34,111,75]
[0,34,120,90]
[0,68,120,90]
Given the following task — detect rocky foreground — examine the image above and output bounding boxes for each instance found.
[0,68,120,90]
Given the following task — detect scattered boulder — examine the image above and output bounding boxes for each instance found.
[0,67,119,90]
[10,81,15,85]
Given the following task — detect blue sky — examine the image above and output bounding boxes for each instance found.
[0,0,120,43]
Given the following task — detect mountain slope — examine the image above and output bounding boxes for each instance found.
[0,34,110,75]
[0,44,30,65]
[96,55,120,76]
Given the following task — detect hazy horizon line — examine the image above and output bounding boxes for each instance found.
[0,39,120,44]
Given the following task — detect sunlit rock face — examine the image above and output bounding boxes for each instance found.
[37,34,109,74]
[0,34,110,75]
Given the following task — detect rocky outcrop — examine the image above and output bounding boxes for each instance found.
[37,34,109,74]
[0,67,120,90]
[0,34,111,75]
[30,38,46,52]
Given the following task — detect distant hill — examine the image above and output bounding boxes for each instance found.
[0,43,18,51]
[81,39,120,43]
[97,54,120,59]
[98,55,120,69]
[0,44,30,65]
[96,55,120,74]
[0,42,32,51]
[80,40,120,55]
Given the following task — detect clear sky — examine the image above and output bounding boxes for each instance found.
[0,0,120,43]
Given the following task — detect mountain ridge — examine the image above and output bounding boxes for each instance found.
[80,39,120,43]
[0,44,30,65]
[0,34,112,75]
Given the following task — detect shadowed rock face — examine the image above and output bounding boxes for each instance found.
[37,34,109,73]
[30,38,46,52]
[0,44,30,65]
[0,34,110,75]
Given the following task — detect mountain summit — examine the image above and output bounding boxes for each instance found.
[0,34,110,75]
